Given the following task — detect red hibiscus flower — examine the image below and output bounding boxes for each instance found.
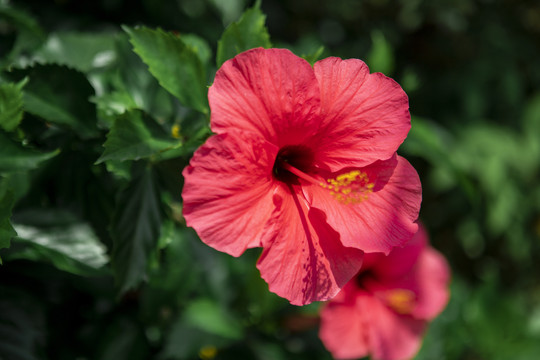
[182,48,421,305]
[318,225,450,360]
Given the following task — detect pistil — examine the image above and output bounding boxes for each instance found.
[281,163,374,205]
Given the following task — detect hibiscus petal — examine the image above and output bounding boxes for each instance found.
[362,227,450,321]
[182,131,278,257]
[312,57,411,171]
[319,288,370,360]
[257,185,363,305]
[209,48,321,147]
[411,246,451,319]
[367,298,426,360]
[308,155,422,254]
[369,223,427,280]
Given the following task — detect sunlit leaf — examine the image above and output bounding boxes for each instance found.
[0,130,59,173]
[113,34,176,121]
[123,26,208,114]
[110,165,164,293]
[7,222,108,276]
[216,1,271,67]
[96,110,180,164]
[91,90,138,119]
[179,33,212,67]
[29,31,117,72]
[0,79,26,132]
[6,208,108,275]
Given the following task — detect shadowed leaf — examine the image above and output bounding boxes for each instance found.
[110,165,164,293]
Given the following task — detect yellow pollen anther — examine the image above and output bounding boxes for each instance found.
[171,124,181,139]
[321,170,374,204]
[199,345,217,360]
[385,289,416,314]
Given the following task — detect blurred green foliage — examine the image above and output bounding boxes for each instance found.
[1,0,539,359]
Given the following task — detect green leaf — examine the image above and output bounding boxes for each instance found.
[10,65,99,138]
[524,92,540,136]
[216,1,271,67]
[96,110,180,164]
[0,130,59,173]
[184,299,244,340]
[0,79,26,132]
[29,31,117,72]
[401,116,453,166]
[179,33,212,67]
[523,93,540,161]
[112,34,176,122]
[367,30,395,75]
[91,90,138,119]
[0,4,46,68]
[0,5,44,39]
[110,165,164,293]
[0,187,16,263]
[302,45,325,65]
[8,222,109,276]
[0,287,46,360]
[162,309,239,360]
[123,26,208,114]
[104,159,133,181]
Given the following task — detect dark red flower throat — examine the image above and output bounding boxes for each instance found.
[272,145,316,184]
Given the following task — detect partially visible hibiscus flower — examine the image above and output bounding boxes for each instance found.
[318,225,450,360]
[182,47,422,305]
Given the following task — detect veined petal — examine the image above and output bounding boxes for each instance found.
[312,57,411,171]
[257,185,363,305]
[182,131,278,257]
[209,48,321,147]
[308,155,421,254]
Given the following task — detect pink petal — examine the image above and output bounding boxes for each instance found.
[411,245,451,320]
[370,224,427,280]
[308,155,422,255]
[319,287,370,360]
[320,285,426,360]
[362,226,450,321]
[209,48,321,147]
[367,298,426,360]
[182,131,278,257]
[312,57,411,171]
[256,185,363,305]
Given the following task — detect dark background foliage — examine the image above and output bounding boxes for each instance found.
[1,0,540,359]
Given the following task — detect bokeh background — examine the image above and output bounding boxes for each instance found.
[1,0,540,359]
